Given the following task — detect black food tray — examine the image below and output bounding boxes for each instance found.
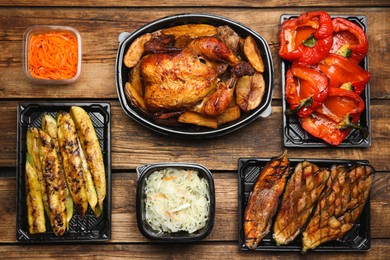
[238,158,371,252]
[281,15,371,147]
[16,102,111,243]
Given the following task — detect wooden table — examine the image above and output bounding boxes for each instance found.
[1,1,389,259]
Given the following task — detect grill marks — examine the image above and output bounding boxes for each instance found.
[243,155,375,252]
[57,111,89,217]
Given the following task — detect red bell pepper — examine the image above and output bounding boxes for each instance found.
[279,11,333,65]
[285,64,329,117]
[300,87,367,146]
[318,53,370,95]
[330,17,368,64]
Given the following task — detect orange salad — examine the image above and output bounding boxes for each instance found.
[28,32,78,80]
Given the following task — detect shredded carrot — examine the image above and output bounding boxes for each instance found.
[28,32,78,80]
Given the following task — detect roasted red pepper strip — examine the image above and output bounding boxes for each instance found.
[279,11,333,65]
[285,64,329,117]
[318,53,370,95]
[330,17,368,64]
[300,88,366,146]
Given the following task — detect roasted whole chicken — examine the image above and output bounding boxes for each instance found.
[123,24,266,128]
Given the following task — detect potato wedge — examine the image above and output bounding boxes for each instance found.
[70,106,106,214]
[41,114,74,229]
[125,63,148,113]
[235,72,266,112]
[57,111,89,218]
[25,155,46,235]
[161,24,217,39]
[124,33,152,68]
[178,111,218,129]
[243,35,264,73]
[217,105,241,125]
[216,25,241,53]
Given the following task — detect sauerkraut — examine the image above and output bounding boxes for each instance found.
[144,168,210,234]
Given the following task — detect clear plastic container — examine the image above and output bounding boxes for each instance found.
[23,25,82,84]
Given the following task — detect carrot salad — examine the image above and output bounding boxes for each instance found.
[28,32,78,80]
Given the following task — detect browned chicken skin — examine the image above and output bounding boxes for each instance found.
[244,151,290,249]
[141,36,244,113]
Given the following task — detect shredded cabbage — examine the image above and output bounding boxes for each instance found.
[144,168,210,234]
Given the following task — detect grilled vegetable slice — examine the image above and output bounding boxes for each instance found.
[244,150,290,249]
[78,138,99,213]
[37,128,68,236]
[25,155,46,234]
[26,127,50,216]
[273,161,330,245]
[57,111,89,217]
[70,106,106,215]
[302,164,375,252]
[41,114,74,229]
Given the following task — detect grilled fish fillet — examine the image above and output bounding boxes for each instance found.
[244,150,290,249]
[273,161,330,245]
[302,164,375,252]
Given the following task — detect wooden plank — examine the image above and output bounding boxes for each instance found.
[0,240,389,259]
[1,101,389,171]
[1,0,389,8]
[0,8,389,99]
[1,171,389,243]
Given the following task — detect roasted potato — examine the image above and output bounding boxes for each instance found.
[125,63,148,113]
[243,35,264,73]
[178,111,218,129]
[161,24,217,39]
[124,33,152,68]
[216,105,241,125]
[216,25,241,53]
[235,72,266,112]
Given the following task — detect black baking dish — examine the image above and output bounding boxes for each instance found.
[116,13,274,138]
[281,15,371,147]
[238,157,371,252]
[136,162,215,242]
[16,102,111,243]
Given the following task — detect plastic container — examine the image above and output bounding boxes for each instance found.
[16,102,111,243]
[23,25,82,84]
[116,13,274,138]
[281,15,371,147]
[136,162,215,242]
[237,157,371,252]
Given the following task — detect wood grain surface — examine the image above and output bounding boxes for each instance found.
[0,2,389,259]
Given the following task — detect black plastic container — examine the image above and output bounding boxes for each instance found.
[136,163,215,242]
[238,157,371,252]
[16,102,111,243]
[281,15,371,147]
[116,13,274,138]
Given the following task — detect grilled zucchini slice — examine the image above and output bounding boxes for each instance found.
[57,111,89,218]
[70,106,106,215]
[41,114,74,229]
[25,155,46,234]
